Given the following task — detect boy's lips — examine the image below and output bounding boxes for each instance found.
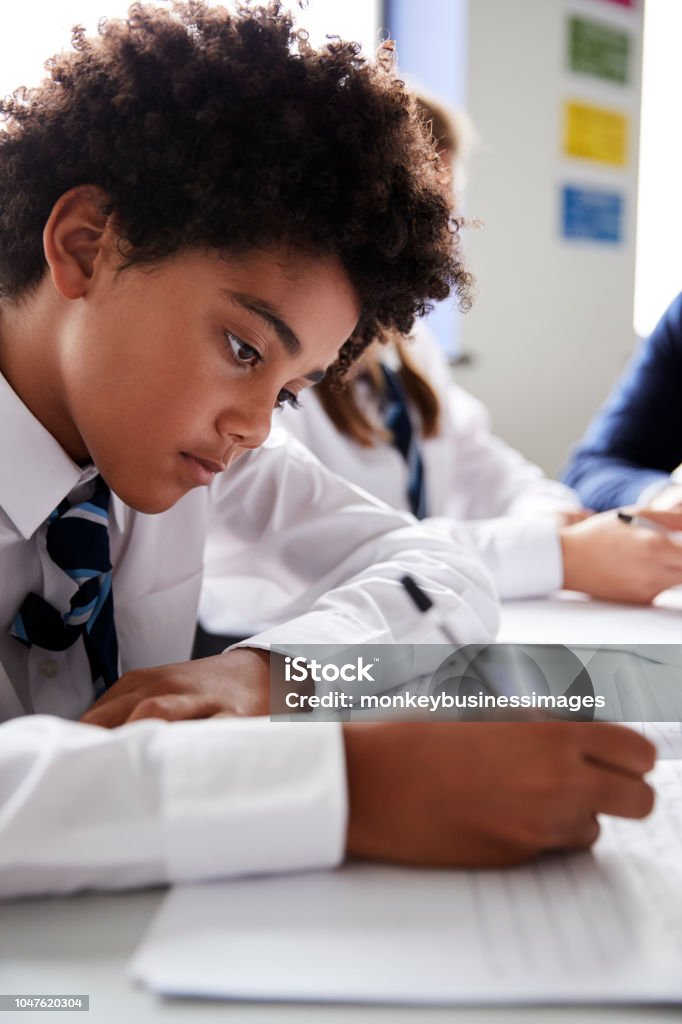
[180,452,228,486]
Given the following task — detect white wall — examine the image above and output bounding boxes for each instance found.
[456,0,643,475]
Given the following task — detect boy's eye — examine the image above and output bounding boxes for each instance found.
[226,332,260,366]
[275,388,301,410]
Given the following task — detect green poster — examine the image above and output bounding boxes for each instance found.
[568,16,630,84]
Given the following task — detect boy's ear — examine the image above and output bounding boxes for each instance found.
[43,186,113,299]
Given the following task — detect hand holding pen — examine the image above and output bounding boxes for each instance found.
[559,508,682,605]
[617,509,682,540]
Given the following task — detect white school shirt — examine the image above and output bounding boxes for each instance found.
[0,370,497,898]
[237,329,581,606]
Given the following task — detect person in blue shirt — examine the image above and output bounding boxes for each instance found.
[562,293,682,512]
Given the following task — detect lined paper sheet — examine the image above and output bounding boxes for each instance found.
[637,721,682,758]
[131,761,682,1005]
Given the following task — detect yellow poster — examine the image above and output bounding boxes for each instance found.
[564,101,628,166]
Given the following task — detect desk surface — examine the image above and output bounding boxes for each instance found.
[3,886,682,1024]
[498,587,682,644]
[3,592,682,1024]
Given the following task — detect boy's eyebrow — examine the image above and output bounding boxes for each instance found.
[223,289,329,382]
[225,291,301,355]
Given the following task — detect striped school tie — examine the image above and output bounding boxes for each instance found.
[380,364,428,519]
[10,476,119,698]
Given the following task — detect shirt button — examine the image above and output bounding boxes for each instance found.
[39,658,59,679]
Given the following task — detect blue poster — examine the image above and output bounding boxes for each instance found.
[561,186,624,243]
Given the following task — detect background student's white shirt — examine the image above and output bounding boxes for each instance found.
[253,329,582,603]
[0,369,498,898]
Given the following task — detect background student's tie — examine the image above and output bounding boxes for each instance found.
[381,364,428,519]
[9,475,119,698]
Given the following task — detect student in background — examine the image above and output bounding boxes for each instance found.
[0,3,654,898]
[201,97,682,636]
[202,323,682,627]
[562,292,682,513]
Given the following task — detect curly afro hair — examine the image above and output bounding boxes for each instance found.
[0,1,470,375]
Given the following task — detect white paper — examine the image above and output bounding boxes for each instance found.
[131,761,682,1005]
[637,720,682,758]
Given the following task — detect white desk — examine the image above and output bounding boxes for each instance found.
[498,587,682,644]
[3,592,682,1023]
[3,886,682,1024]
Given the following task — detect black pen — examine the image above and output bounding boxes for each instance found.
[400,575,460,645]
[617,510,675,536]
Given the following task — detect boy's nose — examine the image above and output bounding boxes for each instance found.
[216,394,273,450]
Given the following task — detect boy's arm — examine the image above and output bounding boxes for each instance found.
[0,715,345,899]
[0,715,655,899]
[202,428,500,648]
[82,431,498,726]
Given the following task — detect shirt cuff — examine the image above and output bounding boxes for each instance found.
[637,476,673,506]
[158,718,346,882]
[463,518,563,600]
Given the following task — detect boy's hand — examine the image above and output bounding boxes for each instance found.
[344,721,655,867]
[80,648,270,726]
[559,507,682,603]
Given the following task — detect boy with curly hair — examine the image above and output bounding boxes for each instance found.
[0,2,653,897]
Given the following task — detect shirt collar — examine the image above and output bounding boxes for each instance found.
[0,371,100,539]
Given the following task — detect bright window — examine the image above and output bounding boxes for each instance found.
[0,3,132,97]
[280,0,380,56]
[634,0,682,336]
[0,2,380,99]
